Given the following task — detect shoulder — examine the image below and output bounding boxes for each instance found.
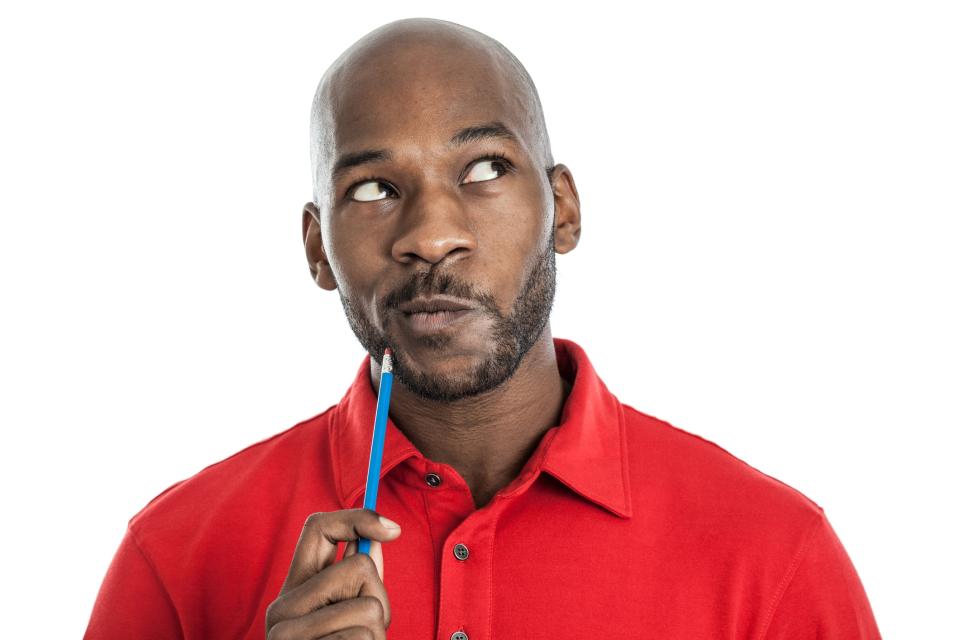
[109,406,345,621]
[128,405,340,547]
[619,403,823,533]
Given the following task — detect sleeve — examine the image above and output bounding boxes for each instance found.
[84,526,184,640]
[761,509,882,639]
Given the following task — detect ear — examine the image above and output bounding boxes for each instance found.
[302,202,338,290]
[549,163,581,254]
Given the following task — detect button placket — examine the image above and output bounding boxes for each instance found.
[433,469,496,640]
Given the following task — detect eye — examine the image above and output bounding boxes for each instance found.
[350,180,395,202]
[462,158,510,184]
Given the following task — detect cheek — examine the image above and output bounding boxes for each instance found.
[324,224,377,295]
[469,190,547,299]
[472,176,546,234]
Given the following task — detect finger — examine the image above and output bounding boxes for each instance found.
[268,553,391,630]
[267,598,386,640]
[282,510,400,592]
[343,540,383,582]
[323,627,381,640]
[369,540,384,582]
[321,628,381,640]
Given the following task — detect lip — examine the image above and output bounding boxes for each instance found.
[397,295,476,314]
[399,308,476,334]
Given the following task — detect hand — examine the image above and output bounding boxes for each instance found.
[265,509,402,639]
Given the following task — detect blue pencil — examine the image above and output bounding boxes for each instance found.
[358,347,394,555]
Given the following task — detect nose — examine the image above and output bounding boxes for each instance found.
[390,180,478,266]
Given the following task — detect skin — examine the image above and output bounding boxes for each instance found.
[268,18,582,639]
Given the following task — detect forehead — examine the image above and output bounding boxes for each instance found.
[325,41,533,158]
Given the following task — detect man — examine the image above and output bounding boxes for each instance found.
[85,17,882,639]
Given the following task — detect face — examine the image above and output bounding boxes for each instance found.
[304,37,578,402]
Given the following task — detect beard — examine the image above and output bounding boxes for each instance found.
[337,228,556,403]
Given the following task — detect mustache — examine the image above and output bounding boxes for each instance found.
[382,269,494,314]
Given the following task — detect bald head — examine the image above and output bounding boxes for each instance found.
[309,18,554,205]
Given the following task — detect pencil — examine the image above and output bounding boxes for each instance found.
[358,347,394,555]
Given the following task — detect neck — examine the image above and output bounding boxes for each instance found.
[370,330,570,509]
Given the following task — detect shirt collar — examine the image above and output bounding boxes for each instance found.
[331,337,632,518]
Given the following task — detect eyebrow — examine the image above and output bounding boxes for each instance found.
[449,121,519,147]
[331,149,393,182]
[330,121,519,181]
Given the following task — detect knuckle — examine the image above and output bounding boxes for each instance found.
[265,618,293,640]
[264,599,282,629]
[265,591,294,621]
[303,511,327,528]
[355,595,385,626]
[340,627,376,640]
[353,552,379,578]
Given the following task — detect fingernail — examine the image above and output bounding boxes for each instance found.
[378,515,400,530]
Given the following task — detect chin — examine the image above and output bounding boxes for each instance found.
[399,347,519,403]
[397,347,480,378]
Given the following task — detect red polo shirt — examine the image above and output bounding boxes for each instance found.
[85,337,881,639]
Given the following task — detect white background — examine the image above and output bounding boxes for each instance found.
[1,1,957,636]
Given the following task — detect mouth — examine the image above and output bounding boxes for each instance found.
[399,308,475,334]
[399,297,477,335]
[397,295,475,315]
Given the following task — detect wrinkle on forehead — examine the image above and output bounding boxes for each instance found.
[309,18,553,205]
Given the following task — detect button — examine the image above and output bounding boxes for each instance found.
[453,543,469,560]
[425,473,442,487]
[451,632,468,640]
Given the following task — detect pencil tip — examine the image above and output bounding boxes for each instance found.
[382,348,394,374]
